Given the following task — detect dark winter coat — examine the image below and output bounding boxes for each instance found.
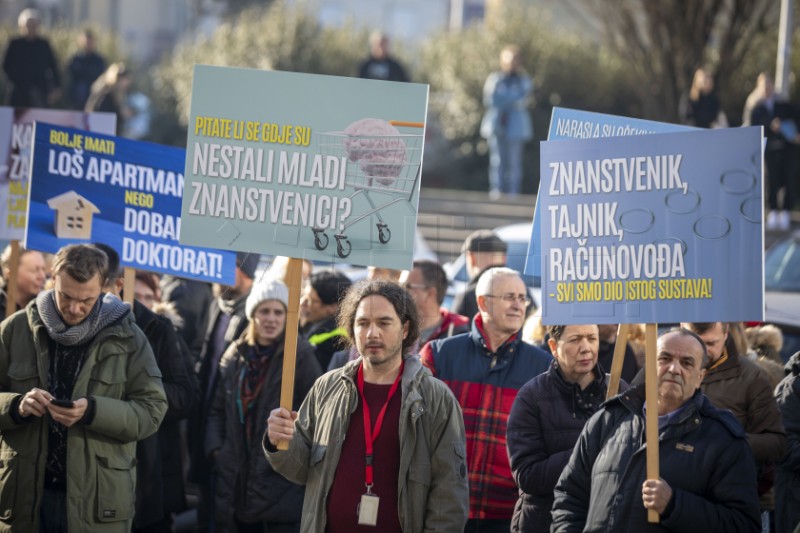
[552,386,761,533]
[205,335,321,530]
[507,362,625,533]
[775,351,800,533]
[133,300,199,527]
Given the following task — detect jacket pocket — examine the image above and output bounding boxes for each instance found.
[0,450,17,521]
[6,361,38,392]
[89,360,127,399]
[96,454,136,522]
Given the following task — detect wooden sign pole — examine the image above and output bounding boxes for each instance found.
[277,258,303,451]
[5,240,20,318]
[645,323,659,523]
[122,267,135,306]
[605,323,630,400]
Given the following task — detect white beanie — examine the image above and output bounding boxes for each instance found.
[245,277,290,318]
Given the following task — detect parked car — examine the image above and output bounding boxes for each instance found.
[763,229,800,362]
[443,222,540,310]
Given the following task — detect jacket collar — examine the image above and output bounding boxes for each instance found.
[340,354,425,397]
[470,313,519,353]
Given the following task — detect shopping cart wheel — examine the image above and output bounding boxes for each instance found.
[313,229,329,250]
[377,223,391,244]
[335,235,352,258]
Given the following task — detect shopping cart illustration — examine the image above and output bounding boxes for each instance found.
[312,119,423,258]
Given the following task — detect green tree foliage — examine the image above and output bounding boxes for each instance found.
[417,1,639,191]
[0,24,125,109]
[149,1,370,146]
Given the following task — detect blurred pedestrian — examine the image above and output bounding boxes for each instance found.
[0,243,166,531]
[85,62,132,136]
[2,8,61,107]
[0,244,47,321]
[207,278,321,532]
[480,45,533,198]
[679,68,727,128]
[775,351,800,533]
[358,31,409,82]
[67,29,106,110]
[507,324,623,533]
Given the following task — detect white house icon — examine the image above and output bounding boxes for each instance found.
[46,191,100,239]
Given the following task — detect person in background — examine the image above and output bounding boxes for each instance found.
[551,329,761,532]
[299,270,351,370]
[85,62,132,135]
[2,8,61,107]
[266,280,469,532]
[358,31,409,82]
[597,323,639,384]
[679,67,728,128]
[451,229,508,320]
[775,351,800,533]
[507,324,623,533]
[93,243,198,533]
[421,267,552,532]
[400,260,469,348]
[0,245,47,322]
[0,243,167,531]
[67,28,106,110]
[189,251,260,532]
[207,277,321,532]
[480,44,533,198]
[159,274,213,363]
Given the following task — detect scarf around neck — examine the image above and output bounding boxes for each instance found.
[36,289,130,346]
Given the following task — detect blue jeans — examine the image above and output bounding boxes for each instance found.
[488,135,524,195]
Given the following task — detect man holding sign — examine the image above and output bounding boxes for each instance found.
[265,280,468,532]
[551,329,760,532]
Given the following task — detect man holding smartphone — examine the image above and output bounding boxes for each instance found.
[0,243,167,532]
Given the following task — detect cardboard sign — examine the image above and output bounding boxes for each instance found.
[26,122,236,284]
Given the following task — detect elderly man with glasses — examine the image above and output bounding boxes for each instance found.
[421,266,552,533]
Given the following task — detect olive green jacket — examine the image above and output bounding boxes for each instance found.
[265,355,469,532]
[0,302,167,532]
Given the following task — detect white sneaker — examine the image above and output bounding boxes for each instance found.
[767,210,778,230]
[778,210,791,230]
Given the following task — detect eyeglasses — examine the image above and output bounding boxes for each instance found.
[484,293,531,306]
[403,283,428,291]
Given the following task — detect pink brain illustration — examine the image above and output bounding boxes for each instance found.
[343,118,407,184]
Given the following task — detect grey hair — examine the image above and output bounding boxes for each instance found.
[475,266,521,297]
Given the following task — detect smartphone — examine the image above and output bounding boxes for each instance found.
[50,399,74,408]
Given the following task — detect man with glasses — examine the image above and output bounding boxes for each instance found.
[421,267,552,532]
[0,243,167,532]
[400,260,469,348]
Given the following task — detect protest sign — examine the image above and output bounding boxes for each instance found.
[539,126,764,325]
[180,65,429,269]
[0,107,115,240]
[525,107,695,279]
[26,122,236,285]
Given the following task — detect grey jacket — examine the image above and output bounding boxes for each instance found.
[264,355,469,532]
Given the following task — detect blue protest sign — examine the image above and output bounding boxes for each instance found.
[539,126,763,325]
[26,122,236,284]
[525,107,695,279]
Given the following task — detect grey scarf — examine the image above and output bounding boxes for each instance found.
[36,290,130,346]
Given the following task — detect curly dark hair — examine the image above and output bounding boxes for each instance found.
[337,279,420,354]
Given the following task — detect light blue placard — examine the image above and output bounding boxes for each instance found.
[179,65,429,270]
[525,107,695,278]
[26,122,237,284]
[539,126,764,325]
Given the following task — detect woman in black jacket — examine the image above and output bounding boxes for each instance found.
[206,278,322,532]
[507,324,624,533]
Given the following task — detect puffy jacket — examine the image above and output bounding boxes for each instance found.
[420,317,552,519]
[775,351,800,533]
[701,349,787,465]
[265,355,469,532]
[507,362,624,533]
[552,386,761,533]
[0,302,167,533]
[206,335,321,530]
